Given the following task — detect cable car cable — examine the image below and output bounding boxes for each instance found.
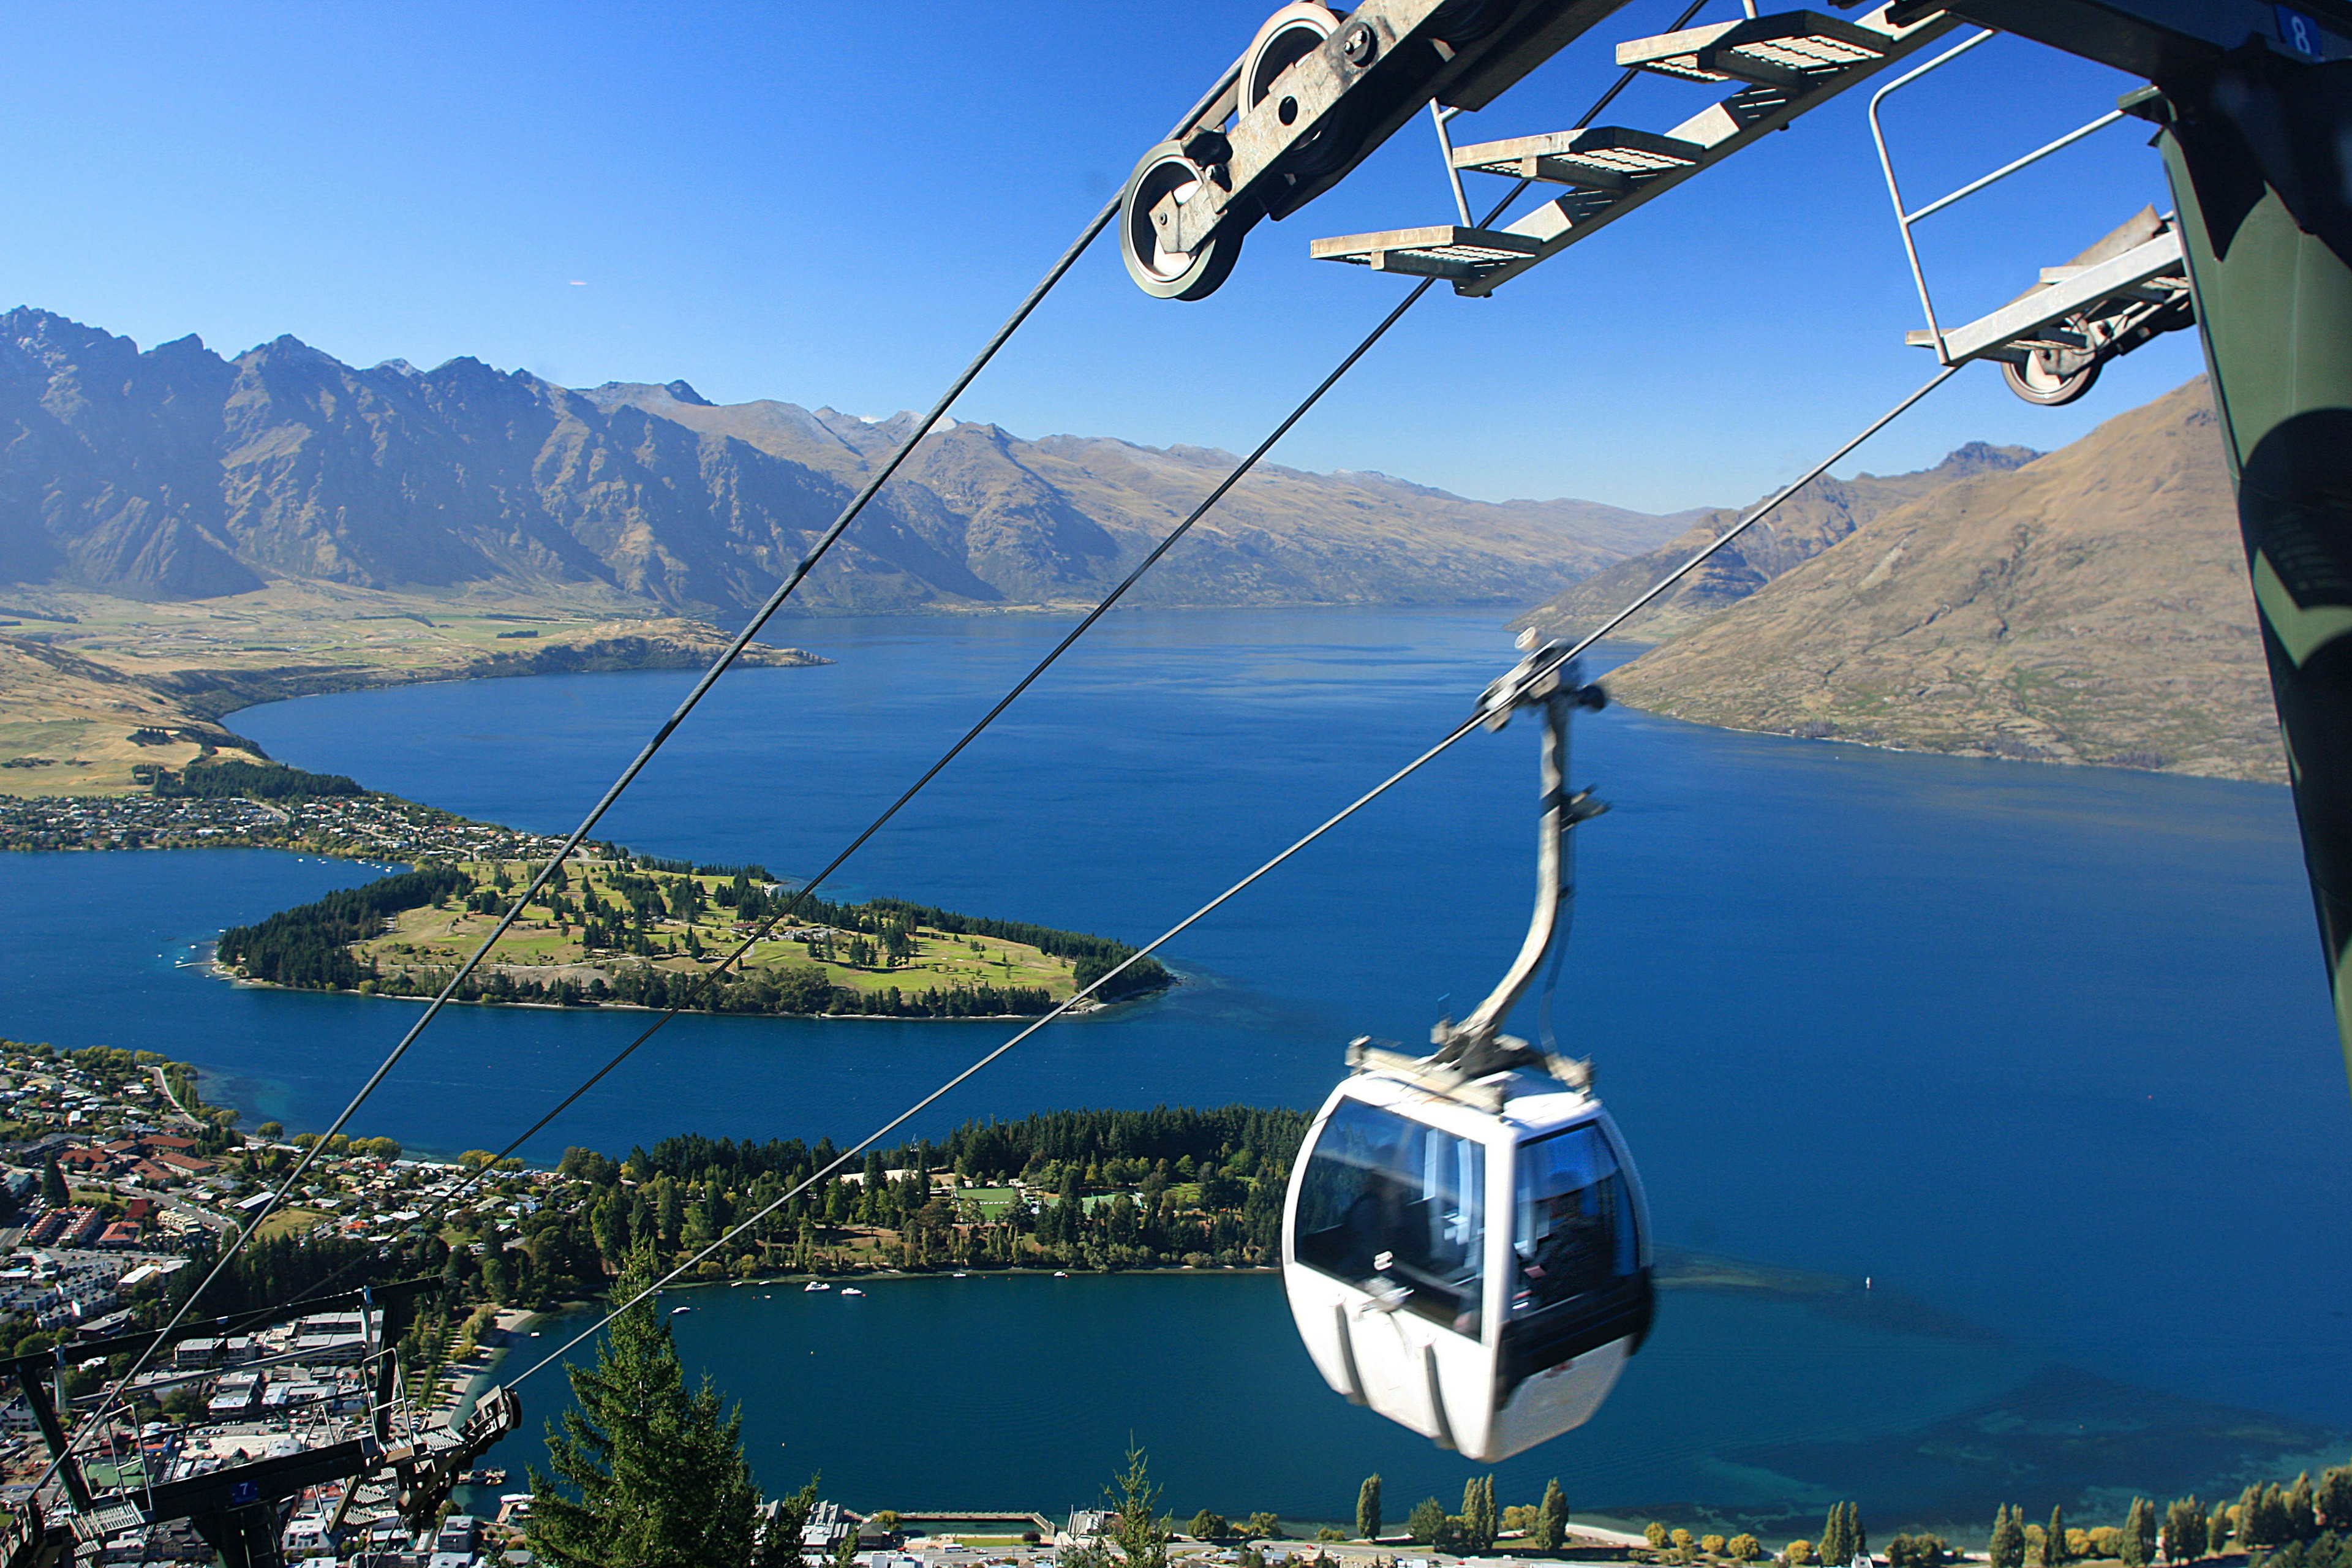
[202,9,1714,1346]
[165,10,1750,1382]
[256,148,1618,1332]
[32,195,1128,1494]
[503,360,1970,1394]
[255,269,1462,1332]
[73,1,1841,1464]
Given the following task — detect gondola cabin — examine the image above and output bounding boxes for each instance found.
[1282,1055,1652,1461]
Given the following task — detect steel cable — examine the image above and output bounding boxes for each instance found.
[247,116,1580,1333]
[37,194,1123,1494]
[505,360,1967,1392]
[61,0,1839,1487]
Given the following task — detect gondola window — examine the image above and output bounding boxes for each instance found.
[1510,1125,1637,1319]
[1295,1099,1486,1336]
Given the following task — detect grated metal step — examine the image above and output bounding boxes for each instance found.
[1617,11,1892,88]
[1311,3,1958,295]
[1308,225,1544,279]
[1448,126,1706,189]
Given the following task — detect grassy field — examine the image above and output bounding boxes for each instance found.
[0,581,822,797]
[356,861,1078,1003]
[255,1205,333,1241]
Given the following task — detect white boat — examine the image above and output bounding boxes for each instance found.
[952,1272,968,1278]
[840,1287,865,1297]
[669,1305,691,1314]
[1053,1270,1069,1278]
[803,1281,831,1292]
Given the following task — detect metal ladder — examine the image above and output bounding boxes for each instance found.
[1310,5,1959,292]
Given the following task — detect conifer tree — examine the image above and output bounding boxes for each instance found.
[1823,1507,1850,1568]
[2206,1504,2231,1558]
[39,1157,64,1210]
[2048,1507,2068,1567]
[1825,1504,1864,1567]
[1536,1480,1569,1552]
[2123,1499,2157,1568]
[1358,1475,1383,1542]
[1991,1506,2026,1568]
[529,1246,761,1568]
[2324,1469,2352,1534]
[1107,1442,1172,1568]
[2289,1475,2319,1542]
[1460,1477,1496,1555]
[2164,1499,2205,1564]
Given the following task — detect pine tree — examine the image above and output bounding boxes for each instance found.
[529,1246,761,1568]
[1825,1504,1865,1567]
[1823,1507,1849,1568]
[2323,1469,2352,1533]
[2048,1508,2068,1567]
[2206,1504,2231,1558]
[1107,1442,1172,1568]
[2164,1499,2205,1564]
[1458,1477,1496,1555]
[2124,1499,2157,1568]
[1991,1506,2026,1568]
[1536,1480,1569,1552]
[759,1476,823,1568]
[1358,1476,1384,1542]
[2289,1475,2319,1542]
[39,1157,65,1210]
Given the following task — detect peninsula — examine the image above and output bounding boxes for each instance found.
[215,859,1174,1018]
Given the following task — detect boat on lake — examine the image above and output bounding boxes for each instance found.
[804,1281,830,1292]
[841,1287,865,1297]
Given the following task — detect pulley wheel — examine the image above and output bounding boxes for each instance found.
[1120,141,1242,301]
[1426,0,1518,46]
[2002,345,2100,406]
[1239,2,1343,116]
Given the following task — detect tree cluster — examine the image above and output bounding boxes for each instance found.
[153,758,364,799]
[216,866,470,989]
[1401,1479,1501,1553]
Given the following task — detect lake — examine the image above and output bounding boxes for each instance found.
[4,606,2346,1531]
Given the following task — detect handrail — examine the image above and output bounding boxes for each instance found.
[1866,29,2133,363]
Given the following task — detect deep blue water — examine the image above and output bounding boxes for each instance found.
[4,608,2348,1525]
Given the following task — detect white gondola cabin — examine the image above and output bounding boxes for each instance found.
[1280,635,1652,1460]
[1283,1052,1651,1461]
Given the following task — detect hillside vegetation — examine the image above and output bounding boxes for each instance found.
[216,860,1172,1019]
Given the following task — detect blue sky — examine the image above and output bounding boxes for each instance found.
[1,1,2204,514]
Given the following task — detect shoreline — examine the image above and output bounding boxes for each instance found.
[201,954,1153,1022]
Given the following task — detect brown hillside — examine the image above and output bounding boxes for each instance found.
[1604,379,2281,782]
[1513,442,2038,643]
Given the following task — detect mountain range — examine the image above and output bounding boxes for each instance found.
[0,307,1698,614]
[0,306,2278,788]
[1515,440,2041,644]
[1599,379,2278,782]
